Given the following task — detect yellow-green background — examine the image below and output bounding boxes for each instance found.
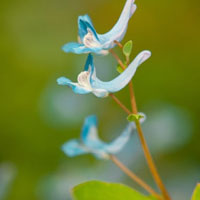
[0,0,200,199]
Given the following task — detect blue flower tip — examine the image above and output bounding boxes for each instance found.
[57,77,70,85]
[131,3,137,14]
[85,115,97,125]
[79,14,89,20]
[88,53,93,62]
[61,142,75,157]
[62,44,69,52]
[141,50,152,62]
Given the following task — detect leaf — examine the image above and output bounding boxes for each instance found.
[127,113,144,122]
[191,183,200,200]
[117,65,124,73]
[116,63,127,74]
[72,180,155,200]
[123,40,133,57]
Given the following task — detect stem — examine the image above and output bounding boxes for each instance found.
[109,94,131,115]
[135,122,170,200]
[110,155,162,200]
[109,49,136,114]
[110,94,170,200]
[109,48,171,200]
[127,72,171,200]
[114,40,123,49]
[128,81,138,114]
[126,55,130,66]
[125,53,137,114]
[109,49,126,70]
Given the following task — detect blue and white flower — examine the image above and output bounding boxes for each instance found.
[62,0,137,55]
[57,51,151,98]
[62,115,145,159]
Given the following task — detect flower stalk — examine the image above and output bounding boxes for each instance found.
[114,40,123,49]
[109,93,131,115]
[110,155,162,200]
[109,49,171,200]
[58,1,171,199]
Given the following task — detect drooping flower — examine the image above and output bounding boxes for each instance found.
[57,51,151,98]
[62,0,137,55]
[62,115,145,159]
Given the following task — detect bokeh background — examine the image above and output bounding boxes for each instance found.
[1,0,200,199]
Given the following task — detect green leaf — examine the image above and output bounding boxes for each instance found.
[127,113,144,122]
[72,180,155,200]
[116,63,127,74]
[123,40,133,57]
[117,65,124,73]
[191,183,200,200]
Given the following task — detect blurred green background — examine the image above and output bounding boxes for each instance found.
[0,0,200,199]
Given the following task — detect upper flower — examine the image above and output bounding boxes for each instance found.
[57,51,151,98]
[62,115,145,159]
[62,0,137,55]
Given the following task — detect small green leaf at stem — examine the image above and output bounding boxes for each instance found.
[191,183,200,200]
[117,65,124,73]
[72,180,157,200]
[116,63,127,73]
[127,113,144,123]
[123,40,133,57]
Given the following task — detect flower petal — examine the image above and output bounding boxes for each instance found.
[63,0,137,55]
[98,0,137,48]
[84,54,96,78]
[62,42,102,54]
[57,77,91,94]
[83,55,108,97]
[91,150,110,160]
[62,139,88,157]
[105,123,134,154]
[78,15,99,41]
[92,89,109,98]
[103,113,146,154]
[81,115,101,146]
[62,42,85,53]
[79,115,111,159]
[92,50,151,93]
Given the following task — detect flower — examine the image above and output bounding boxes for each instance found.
[62,115,145,159]
[62,0,137,55]
[57,51,151,98]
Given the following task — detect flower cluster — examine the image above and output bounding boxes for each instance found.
[62,115,145,159]
[57,52,150,98]
[62,0,137,55]
[58,0,151,159]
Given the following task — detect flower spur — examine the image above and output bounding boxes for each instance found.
[62,115,145,159]
[62,0,137,55]
[57,51,151,98]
